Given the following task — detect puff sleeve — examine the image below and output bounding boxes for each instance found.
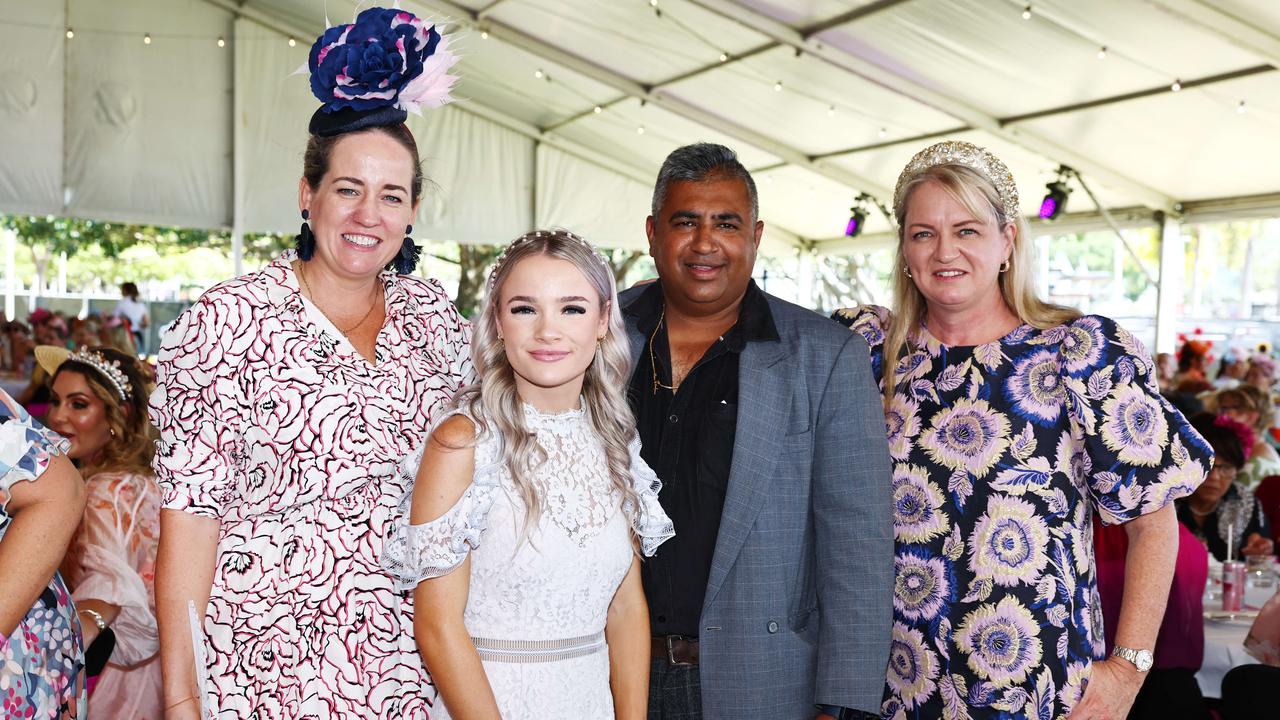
[149,291,249,518]
[0,390,69,511]
[1064,316,1210,524]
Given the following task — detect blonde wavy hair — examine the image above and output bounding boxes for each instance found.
[52,347,157,477]
[881,163,1080,409]
[453,230,641,542]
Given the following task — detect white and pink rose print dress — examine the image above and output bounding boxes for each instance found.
[150,253,471,718]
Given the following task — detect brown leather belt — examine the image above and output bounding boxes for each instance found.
[651,635,699,666]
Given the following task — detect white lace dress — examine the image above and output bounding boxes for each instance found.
[382,404,674,719]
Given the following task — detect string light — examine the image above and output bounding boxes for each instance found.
[217,36,226,48]
[1237,100,1247,114]
[649,0,658,6]
[1022,5,1032,20]
[65,28,74,39]
[773,80,783,92]
[288,37,297,47]
[878,127,887,138]
[1096,46,1107,60]
[480,30,489,39]
[534,68,544,79]
[1171,79,1182,92]
[718,52,728,63]
[143,33,152,45]
[593,105,602,114]
[637,125,646,135]
[827,106,835,117]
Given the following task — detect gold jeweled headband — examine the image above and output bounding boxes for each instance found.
[893,140,1021,221]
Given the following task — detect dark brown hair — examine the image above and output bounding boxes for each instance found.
[303,124,424,203]
[53,347,157,476]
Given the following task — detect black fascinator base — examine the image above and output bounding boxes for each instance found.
[309,105,409,137]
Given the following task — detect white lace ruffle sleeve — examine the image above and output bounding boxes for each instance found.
[626,436,674,557]
[380,417,503,592]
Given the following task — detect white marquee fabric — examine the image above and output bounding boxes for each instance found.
[2,0,1279,254]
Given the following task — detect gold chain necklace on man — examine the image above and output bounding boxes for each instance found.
[649,307,677,395]
[297,262,382,337]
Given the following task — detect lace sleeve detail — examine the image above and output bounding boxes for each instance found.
[380,417,503,591]
[625,436,674,557]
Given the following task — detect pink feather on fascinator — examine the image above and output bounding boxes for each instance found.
[1214,414,1256,461]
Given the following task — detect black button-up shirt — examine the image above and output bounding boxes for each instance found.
[625,280,778,637]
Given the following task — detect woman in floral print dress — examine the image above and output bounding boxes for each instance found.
[149,8,468,718]
[0,388,86,719]
[833,141,1209,720]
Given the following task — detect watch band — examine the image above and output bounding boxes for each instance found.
[1111,645,1152,671]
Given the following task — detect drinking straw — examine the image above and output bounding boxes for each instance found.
[1227,523,1234,563]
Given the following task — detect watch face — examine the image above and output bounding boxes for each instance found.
[1135,650,1153,672]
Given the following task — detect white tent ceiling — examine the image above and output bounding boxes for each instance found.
[2,0,1279,255]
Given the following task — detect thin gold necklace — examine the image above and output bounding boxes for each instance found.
[297,262,382,337]
[649,307,677,395]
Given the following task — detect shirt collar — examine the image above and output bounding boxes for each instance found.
[624,279,779,349]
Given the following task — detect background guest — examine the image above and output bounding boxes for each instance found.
[42,346,162,718]
[1177,413,1273,561]
[1212,386,1280,488]
[112,282,149,356]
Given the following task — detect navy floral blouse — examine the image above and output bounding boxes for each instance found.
[833,306,1208,720]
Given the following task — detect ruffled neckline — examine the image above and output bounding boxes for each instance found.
[521,400,587,430]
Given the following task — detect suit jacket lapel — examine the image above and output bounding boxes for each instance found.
[701,335,792,613]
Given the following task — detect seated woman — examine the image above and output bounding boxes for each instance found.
[383,230,674,718]
[42,346,161,718]
[1177,413,1274,561]
[0,387,86,718]
[1213,385,1280,489]
[1095,516,1210,719]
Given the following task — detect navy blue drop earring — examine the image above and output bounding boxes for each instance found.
[295,209,316,261]
[391,224,420,274]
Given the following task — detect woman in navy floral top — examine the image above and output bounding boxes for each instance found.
[834,141,1209,720]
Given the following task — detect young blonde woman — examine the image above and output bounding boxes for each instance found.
[42,345,162,719]
[382,230,674,719]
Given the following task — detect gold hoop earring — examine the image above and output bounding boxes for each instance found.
[999,259,1011,273]
[902,266,912,278]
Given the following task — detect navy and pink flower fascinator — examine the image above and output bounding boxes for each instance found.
[304,4,459,137]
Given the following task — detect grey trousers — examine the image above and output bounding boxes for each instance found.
[647,657,702,720]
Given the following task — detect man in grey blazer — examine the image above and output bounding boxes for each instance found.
[625,142,893,720]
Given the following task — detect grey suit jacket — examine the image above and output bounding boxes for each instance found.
[623,287,894,718]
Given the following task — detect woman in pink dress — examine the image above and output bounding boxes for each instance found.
[149,7,469,718]
[42,346,162,719]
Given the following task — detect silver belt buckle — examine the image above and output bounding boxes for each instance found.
[666,635,693,667]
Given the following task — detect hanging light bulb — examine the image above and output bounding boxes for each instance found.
[1237,100,1247,114]
[143,33,152,45]
[593,105,602,114]
[878,127,887,139]
[1171,79,1182,92]
[1096,46,1107,59]
[1022,5,1032,20]
[65,28,74,39]
[637,125,646,135]
[719,51,728,62]
[827,106,836,117]
[534,68,544,79]
[773,81,783,92]
[649,0,658,6]
[288,36,297,47]
[480,30,489,40]
[217,36,226,48]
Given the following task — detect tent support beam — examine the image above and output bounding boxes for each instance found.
[414,0,894,199]
[1068,169,1158,287]
[684,0,1179,213]
[1149,0,1280,67]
